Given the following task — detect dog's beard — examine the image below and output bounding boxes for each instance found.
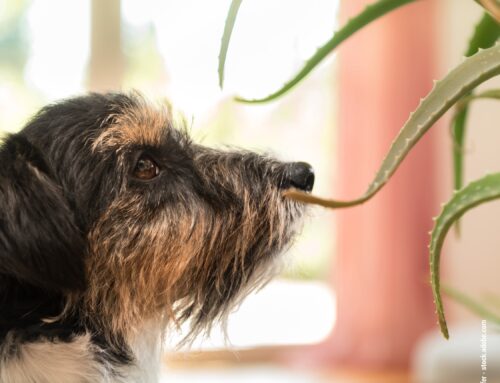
[79,151,304,344]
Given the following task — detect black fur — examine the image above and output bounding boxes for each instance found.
[0,94,138,363]
[0,93,312,379]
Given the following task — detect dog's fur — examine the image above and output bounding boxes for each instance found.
[0,93,313,383]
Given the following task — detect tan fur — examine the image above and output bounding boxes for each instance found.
[91,96,170,152]
[83,200,200,338]
[78,163,296,343]
[1,93,307,383]
[66,97,302,346]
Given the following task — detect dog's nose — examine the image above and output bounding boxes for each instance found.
[283,162,315,192]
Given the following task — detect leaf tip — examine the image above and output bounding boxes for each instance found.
[440,320,450,339]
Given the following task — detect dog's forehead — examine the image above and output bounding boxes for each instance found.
[91,100,172,151]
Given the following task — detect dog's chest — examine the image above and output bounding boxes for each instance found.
[0,329,162,383]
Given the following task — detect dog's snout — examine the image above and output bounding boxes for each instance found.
[282,162,315,192]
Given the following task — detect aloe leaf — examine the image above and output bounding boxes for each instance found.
[475,0,500,23]
[430,173,500,338]
[284,44,500,208]
[218,0,243,89]
[451,107,468,201]
[443,285,500,326]
[456,88,500,108]
[235,0,417,103]
[472,88,500,99]
[452,13,500,198]
[483,291,500,307]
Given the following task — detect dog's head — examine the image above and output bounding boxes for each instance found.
[0,93,314,338]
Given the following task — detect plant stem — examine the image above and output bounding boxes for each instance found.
[477,0,500,23]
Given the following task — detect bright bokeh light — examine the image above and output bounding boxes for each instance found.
[25,0,90,99]
[123,0,337,117]
[167,280,336,350]
[1,0,339,349]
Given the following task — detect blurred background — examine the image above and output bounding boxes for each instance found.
[1,0,499,382]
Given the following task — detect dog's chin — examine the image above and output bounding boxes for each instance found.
[172,199,307,343]
[173,261,281,345]
[0,93,318,383]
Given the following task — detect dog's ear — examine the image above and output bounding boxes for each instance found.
[0,135,86,291]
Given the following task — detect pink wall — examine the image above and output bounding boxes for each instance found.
[330,0,442,368]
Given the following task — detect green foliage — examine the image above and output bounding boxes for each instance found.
[430,173,500,338]
[452,13,500,196]
[457,88,500,104]
[218,0,243,89]
[284,43,500,337]
[285,44,500,209]
[220,1,500,338]
[219,0,418,102]
[443,285,500,328]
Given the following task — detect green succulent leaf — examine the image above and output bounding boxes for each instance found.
[453,87,500,233]
[284,44,500,208]
[456,88,500,108]
[430,173,500,338]
[452,13,500,197]
[443,285,500,326]
[218,0,243,89]
[474,0,500,23]
[234,0,417,103]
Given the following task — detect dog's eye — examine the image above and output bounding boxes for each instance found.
[133,155,159,180]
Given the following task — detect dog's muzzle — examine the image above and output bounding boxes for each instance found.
[281,162,315,192]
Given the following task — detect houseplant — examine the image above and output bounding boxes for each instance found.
[218,0,500,339]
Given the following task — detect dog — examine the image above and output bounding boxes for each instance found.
[0,92,314,383]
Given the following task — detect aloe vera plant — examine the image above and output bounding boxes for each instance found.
[452,13,500,198]
[218,0,418,101]
[218,0,243,89]
[284,44,500,209]
[284,43,500,337]
[219,0,500,338]
[443,285,500,327]
[476,0,500,22]
[431,173,500,338]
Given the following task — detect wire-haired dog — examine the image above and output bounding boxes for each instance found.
[0,93,314,383]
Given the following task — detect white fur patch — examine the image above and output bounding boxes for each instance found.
[0,334,107,383]
[0,324,163,383]
[117,321,162,383]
